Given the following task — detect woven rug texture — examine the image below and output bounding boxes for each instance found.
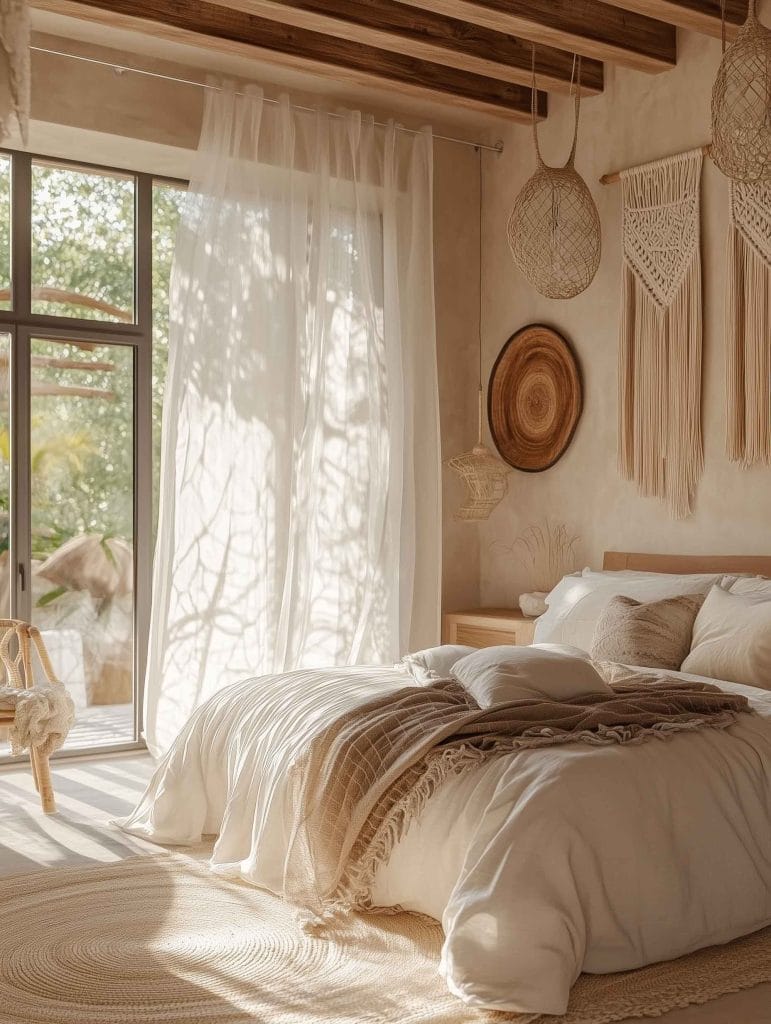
[0,854,769,1024]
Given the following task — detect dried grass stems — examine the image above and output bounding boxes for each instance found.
[495,520,580,595]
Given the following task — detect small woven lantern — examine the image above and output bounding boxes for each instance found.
[507,55,601,299]
[446,388,510,521]
[711,0,771,183]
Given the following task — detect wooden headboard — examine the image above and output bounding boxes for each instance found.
[603,551,771,577]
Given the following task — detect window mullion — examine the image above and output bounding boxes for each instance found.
[10,152,32,622]
[11,152,31,319]
[134,172,154,744]
[136,173,153,337]
[10,326,30,622]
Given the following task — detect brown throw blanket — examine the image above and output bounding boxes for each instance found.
[283,673,750,926]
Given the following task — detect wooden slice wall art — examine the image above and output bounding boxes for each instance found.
[488,324,582,472]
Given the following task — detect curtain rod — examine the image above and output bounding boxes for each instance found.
[32,45,505,155]
[600,143,711,184]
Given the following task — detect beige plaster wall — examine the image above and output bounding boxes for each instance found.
[479,18,771,607]
[25,41,481,614]
[434,141,481,612]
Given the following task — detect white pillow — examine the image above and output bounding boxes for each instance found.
[451,644,611,708]
[582,568,680,579]
[584,568,742,590]
[730,577,771,599]
[681,585,771,689]
[399,644,476,684]
[531,642,594,661]
[534,571,725,652]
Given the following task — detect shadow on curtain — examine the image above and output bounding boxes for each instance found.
[145,85,440,756]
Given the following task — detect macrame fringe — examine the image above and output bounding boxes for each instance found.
[725,219,771,466]
[619,261,703,518]
[619,150,703,520]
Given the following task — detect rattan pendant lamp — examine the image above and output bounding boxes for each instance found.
[711,0,771,182]
[507,51,601,299]
[446,149,511,521]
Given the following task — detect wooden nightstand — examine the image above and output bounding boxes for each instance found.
[442,608,537,649]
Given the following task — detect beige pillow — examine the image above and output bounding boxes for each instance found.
[451,644,610,708]
[681,585,771,689]
[591,593,704,670]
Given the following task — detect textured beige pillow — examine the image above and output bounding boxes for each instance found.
[591,593,704,670]
[681,585,771,689]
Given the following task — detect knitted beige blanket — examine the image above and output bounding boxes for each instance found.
[284,674,749,926]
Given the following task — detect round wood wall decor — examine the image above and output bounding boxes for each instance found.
[488,324,582,472]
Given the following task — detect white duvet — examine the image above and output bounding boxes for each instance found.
[118,665,771,1016]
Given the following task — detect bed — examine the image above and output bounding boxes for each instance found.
[118,552,771,1017]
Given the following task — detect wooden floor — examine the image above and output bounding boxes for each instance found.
[0,753,769,1023]
[0,703,136,763]
[0,753,159,877]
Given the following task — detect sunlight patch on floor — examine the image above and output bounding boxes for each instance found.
[0,754,163,878]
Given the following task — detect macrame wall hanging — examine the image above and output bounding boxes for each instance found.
[618,149,704,520]
[725,179,771,465]
[711,0,771,183]
[446,148,511,521]
[0,0,29,144]
[507,52,601,299]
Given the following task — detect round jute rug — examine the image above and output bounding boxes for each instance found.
[1,854,769,1024]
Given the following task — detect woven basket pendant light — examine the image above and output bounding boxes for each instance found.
[507,53,601,299]
[447,387,510,520]
[447,150,511,521]
[711,0,771,182]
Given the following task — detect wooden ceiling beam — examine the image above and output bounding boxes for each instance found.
[35,0,548,121]
[600,0,748,40]
[396,0,677,73]
[208,0,604,95]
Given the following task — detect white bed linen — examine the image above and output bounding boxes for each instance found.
[118,666,771,1016]
[534,572,724,651]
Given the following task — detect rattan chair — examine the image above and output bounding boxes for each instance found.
[0,620,65,813]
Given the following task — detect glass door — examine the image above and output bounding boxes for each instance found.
[0,330,11,618]
[0,149,184,761]
[24,334,136,751]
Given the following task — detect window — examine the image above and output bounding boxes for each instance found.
[31,163,135,322]
[0,152,184,758]
[0,157,10,311]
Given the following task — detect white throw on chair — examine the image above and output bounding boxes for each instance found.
[0,620,74,813]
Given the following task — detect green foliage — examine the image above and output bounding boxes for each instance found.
[29,340,133,559]
[36,585,67,608]
[31,165,135,321]
[0,166,185,560]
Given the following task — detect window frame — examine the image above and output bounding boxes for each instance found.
[0,147,186,760]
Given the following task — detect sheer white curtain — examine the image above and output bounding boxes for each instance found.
[145,84,440,755]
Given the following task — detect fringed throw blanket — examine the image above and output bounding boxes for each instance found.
[283,673,748,925]
[619,149,703,519]
[726,180,771,467]
[0,684,74,756]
